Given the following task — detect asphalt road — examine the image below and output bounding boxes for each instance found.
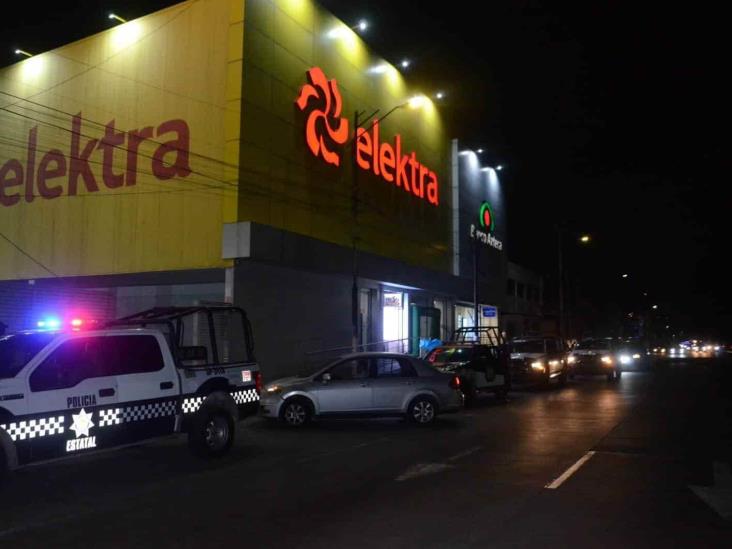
[2,357,731,548]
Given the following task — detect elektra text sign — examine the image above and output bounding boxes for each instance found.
[470,201,503,251]
[296,67,439,206]
[0,114,191,207]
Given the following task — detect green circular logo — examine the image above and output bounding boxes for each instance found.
[479,201,495,233]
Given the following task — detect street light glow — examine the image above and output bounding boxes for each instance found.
[476,148,484,154]
[400,59,410,69]
[496,164,504,171]
[580,235,591,243]
[407,95,427,109]
[435,91,445,100]
[108,13,127,23]
[622,273,629,278]
[355,19,368,32]
[14,49,32,57]
[652,304,658,310]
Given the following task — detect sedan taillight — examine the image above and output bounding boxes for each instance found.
[449,375,461,389]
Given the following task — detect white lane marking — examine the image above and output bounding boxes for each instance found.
[447,446,482,462]
[545,451,596,489]
[396,463,454,481]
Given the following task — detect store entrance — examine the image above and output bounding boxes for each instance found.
[382,290,409,352]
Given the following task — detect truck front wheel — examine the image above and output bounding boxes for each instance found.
[188,408,235,458]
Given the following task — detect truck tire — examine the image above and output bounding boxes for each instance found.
[0,447,8,485]
[188,408,235,458]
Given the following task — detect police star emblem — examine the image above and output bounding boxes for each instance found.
[70,408,95,438]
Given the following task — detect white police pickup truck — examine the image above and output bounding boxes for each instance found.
[0,306,261,480]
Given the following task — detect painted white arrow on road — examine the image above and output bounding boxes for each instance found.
[690,461,732,520]
[396,463,454,482]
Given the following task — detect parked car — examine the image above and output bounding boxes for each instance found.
[567,338,622,381]
[423,326,510,405]
[509,336,569,387]
[1,306,261,481]
[260,353,463,427]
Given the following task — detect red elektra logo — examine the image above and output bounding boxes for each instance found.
[296,67,439,206]
[295,67,349,167]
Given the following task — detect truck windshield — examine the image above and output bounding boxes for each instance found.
[0,333,55,379]
[511,340,545,353]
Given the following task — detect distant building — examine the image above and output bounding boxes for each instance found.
[502,262,545,339]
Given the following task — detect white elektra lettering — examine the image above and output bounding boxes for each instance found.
[470,224,503,251]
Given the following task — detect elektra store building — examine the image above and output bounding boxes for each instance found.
[0,0,507,378]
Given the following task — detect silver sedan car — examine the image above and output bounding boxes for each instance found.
[260,353,464,427]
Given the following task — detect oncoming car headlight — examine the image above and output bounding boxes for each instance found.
[601,356,613,365]
[567,355,576,364]
[619,354,632,365]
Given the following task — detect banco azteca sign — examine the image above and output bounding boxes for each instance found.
[470,201,503,251]
[295,67,439,206]
[0,114,191,207]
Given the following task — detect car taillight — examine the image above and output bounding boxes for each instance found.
[254,371,263,394]
[449,375,461,389]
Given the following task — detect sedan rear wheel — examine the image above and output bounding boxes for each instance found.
[408,397,437,425]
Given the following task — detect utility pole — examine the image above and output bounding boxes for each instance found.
[351,109,360,352]
[557,226,564,342]
[473,239,479,330]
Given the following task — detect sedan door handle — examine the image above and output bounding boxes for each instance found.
[99,388,115,398]
[160,381,174,390]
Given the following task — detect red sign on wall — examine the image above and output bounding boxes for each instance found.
[296,67,439,206]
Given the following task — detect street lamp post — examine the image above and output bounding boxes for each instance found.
[557,226,564,341]
[349,101,413,351]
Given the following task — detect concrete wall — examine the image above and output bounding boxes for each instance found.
[233,259,352,380]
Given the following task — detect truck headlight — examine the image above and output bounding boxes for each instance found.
[567,355,576,364]
[531,361,545,372]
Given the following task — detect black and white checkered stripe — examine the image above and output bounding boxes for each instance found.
[232,388,259,404]
[99,401,177,427]
[182,396,205,414]
[181,387,258,415]
[0,416,65,441]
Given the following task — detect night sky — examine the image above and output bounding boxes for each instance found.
[1,1,727,336]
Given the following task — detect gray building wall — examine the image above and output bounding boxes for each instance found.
[233,260,353,380]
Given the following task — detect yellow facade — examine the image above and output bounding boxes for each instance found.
[0,0,452,281]
[240,0,452,272]
[0,0,243,279]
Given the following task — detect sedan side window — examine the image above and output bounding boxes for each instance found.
[328,359,369,381]
[373,358,400,377]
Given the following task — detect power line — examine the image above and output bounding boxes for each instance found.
[0,231,57,277]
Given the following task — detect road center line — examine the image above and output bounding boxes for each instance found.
[545,451,596,489]
[447,446,482,462]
